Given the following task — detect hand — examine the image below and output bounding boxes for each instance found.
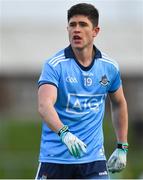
[61,131,87,158]
[107,144,128,173]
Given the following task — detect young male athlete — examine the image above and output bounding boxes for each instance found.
[35,3,128,179]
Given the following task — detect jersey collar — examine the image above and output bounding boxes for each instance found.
[64,45,102,71]
[64,45,102,59]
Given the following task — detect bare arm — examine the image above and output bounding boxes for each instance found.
[38,84,64,133]
[109,86,128,143]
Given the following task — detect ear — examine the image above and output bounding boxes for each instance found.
[93,26,100,37]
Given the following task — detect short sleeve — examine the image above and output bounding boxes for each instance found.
[108,71,122,93]
[38,61,59,88]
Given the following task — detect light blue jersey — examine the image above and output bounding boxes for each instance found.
[38,45,122,164]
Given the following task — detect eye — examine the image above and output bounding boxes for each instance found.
[69,22,76,27]
[79,22,88,27]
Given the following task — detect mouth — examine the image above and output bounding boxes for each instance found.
[73,35,82,41]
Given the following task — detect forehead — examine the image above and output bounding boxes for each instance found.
[68,15,92,24]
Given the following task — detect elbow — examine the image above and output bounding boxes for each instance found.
[38,103,45,118]
[111,96,127,108]
[38,98,53,118]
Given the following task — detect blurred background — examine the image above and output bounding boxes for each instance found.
[0,0,143,178]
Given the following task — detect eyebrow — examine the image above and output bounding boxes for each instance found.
[69,21,88,25]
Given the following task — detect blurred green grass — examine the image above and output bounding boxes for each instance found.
[0,118,143,179]
[0,119,41,178]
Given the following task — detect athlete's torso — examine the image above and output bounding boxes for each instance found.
[38,45,121,164]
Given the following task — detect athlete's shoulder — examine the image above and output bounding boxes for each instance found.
[45,48,70,68]
[99,51,119,71]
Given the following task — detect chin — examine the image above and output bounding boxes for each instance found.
[72,44,84,50]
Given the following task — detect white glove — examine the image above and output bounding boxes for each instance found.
[61,132,87,158]
[58,126,87,158]
[107,143,128,173]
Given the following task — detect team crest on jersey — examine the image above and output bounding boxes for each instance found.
[100,75,110,86]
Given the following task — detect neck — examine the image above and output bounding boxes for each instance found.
[72,45,95,67]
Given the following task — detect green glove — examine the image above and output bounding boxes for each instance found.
[107,142,128,173]
[58,125,87,158]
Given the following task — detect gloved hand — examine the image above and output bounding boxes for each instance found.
[107,143,128,173]
[58,125,87,158]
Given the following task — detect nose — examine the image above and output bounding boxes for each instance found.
[73,24,81,33]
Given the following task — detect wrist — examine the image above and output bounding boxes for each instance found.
[58,125,69,137]
[117,142,128,152]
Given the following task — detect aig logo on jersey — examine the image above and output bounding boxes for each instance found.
[66,76,78,83]
[66,93,105,114]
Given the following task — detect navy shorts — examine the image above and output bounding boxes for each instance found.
[35,160,109,179]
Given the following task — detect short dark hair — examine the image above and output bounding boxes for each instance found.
[67,3,99,27]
